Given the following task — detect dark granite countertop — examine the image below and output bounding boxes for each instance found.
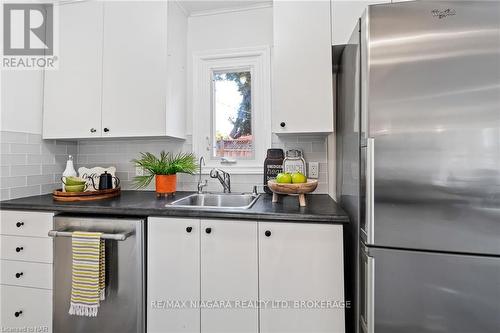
[0,191,349,224]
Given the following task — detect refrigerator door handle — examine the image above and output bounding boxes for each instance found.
[366,138,375,244]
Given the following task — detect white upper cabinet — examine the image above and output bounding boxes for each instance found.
[272,0,333,134]
[43,1,103,139]
[331,0,391,45]
[43,1,186,139]
[101,1,167,137]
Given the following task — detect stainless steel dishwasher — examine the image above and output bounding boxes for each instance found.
[50,215,145,333]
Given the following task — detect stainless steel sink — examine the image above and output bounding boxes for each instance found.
[168,193,260,210]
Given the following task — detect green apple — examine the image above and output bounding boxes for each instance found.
[276,173,292,183]
[291,172,307,183]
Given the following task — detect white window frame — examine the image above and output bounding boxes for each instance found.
[193,46,271,174]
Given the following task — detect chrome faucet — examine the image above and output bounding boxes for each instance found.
[210,168,231,193]
[197,157,208,194]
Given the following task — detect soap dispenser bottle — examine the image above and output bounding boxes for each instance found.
[62,155,77,192]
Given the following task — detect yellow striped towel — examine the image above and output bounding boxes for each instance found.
[68,231,106,317]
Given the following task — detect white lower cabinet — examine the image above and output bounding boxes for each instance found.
[200,219,258,333]
[0,210,54,333]
[259,222,345,333]
[147,217,200,333]
[0,285,52,331]
[148,217,345,333]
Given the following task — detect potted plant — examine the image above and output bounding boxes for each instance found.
[132,151,197,196]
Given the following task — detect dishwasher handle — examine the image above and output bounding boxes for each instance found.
[48,230,132,241]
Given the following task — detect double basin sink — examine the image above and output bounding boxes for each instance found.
[169,193,260,210]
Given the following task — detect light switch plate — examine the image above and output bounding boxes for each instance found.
[308,162,319,179]
[135,167,144,176]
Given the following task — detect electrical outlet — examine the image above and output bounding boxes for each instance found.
[135,167,144,176]
[308,162,319,179]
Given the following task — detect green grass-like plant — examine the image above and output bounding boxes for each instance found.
[131,151,197,189]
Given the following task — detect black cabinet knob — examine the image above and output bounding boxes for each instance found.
[16,222,24,228]
[280,122,286,128]
[103,128,110,132]
[15,272,23,278]
[14,311,22,317]
[265,230,271,237]
[90,128,97,133]
[15,247,23,252]
[205,227,212,234]
[186,226,192,233]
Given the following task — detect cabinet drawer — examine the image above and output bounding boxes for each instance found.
[0,236,53,263]
[1,211,53,237]
[0,285,52,331]
[1,260,52,290]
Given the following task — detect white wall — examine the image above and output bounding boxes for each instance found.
[186,6,273,133]
[1,70,44,134]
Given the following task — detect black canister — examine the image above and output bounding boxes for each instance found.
[263,148,284,194]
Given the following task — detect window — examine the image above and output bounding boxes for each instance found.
[193,47,271,173]
[213,70,253,159]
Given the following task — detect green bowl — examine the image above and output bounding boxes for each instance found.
[65,184,86,192]
[63,176,87,186]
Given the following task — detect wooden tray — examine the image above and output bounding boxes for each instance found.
[52,187,121,202]
[267,180,318,207]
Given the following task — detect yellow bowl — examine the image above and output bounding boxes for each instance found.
[63,176,87,186]
[64,184,86,192]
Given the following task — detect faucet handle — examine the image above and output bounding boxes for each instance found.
[197,179,208,193]
[252,185,264,195]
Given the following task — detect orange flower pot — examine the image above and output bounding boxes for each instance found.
[155,174,177,196]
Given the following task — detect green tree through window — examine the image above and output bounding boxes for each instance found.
[214,71,251,139]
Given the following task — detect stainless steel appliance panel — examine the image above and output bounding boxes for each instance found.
[337,20,363,333]
[53,216,145,333]
[363,1,500,254]
[361,246,500,333]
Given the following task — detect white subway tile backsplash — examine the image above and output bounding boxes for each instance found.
[27,133,43,144]
[0,154,26,166]
[76,134,329,194]
[1,131,27,143]
[10,185,41,199]
[1,176,27,189]
[42,164,64,175]
[0,166,9,177]
[27,174,56,186]
[10,165,41,176]
[1,130,330,200]
[10,143,41,154]
[0,131,76,200]
[1,143,10,153]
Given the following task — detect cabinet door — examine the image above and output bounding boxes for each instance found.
[273,1,333,134]
[43,1,103,139]
[259,223,345,333]
[101,1,167,138]
[201,220,258,333]
[147,217,200,333]
[0,285,52,332]
[331,1,391,45]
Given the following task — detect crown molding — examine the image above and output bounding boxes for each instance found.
[188,2,272,18]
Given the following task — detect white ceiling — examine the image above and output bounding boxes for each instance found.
[177,0,273,15]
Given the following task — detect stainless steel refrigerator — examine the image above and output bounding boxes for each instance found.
[335,1,500,333]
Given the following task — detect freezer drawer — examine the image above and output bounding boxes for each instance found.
[360,246,500,333]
